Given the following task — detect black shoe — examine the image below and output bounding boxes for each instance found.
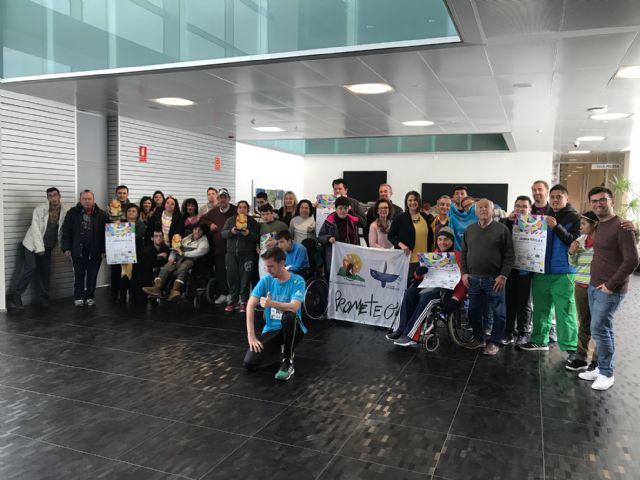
[275,359,295,381]
[588,361,598,371]
[386,331,402,341]
[500,335,514,346]
[566,359,588,371]
[39,299,49,308]
[516,342,549,351]
[5,294,23,311]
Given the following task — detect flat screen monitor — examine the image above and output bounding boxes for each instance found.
[421,183,509,210]
[343,171,387,203]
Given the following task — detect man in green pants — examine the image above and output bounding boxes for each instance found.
[518,184,580,356]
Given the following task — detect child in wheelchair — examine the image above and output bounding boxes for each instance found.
[142,222,209,300]
[386,227,467,347]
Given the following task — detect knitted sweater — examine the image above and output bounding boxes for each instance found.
[568,234,593,286]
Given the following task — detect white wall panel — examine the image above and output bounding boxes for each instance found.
[1,90,76,304]
[112,117,236,208]
[303,151,554,210]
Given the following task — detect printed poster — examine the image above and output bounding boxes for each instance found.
[258,232,276,278]
[316,194,336,208]
[328,242,409,327]
[512,214,547,273]
[417,253,461,290]
[105,223,137,265]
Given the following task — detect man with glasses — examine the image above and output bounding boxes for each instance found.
[577,187,638,390]
[518,185,580,357]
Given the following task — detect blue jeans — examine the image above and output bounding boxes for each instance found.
[588,285,625,377]
[468,275,506,345]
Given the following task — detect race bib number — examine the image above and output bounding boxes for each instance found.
[271,308,283,320]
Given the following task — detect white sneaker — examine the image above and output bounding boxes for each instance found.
[86,299,96,306]
[214,294,228,305]
[591,374,615,391]
[578,368,600,381]
[74,299,84,307]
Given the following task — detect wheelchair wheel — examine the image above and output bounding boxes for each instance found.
[424,333,440,352]
[303,277,328,320]
[193,294,202,310]
[205,278,216,304]
[448,308,475,346]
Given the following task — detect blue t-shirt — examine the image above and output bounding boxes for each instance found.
[251,273,307,334]
[448,203,478,251]
[286,241,310,272]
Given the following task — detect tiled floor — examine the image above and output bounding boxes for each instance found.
[1,277,640,479]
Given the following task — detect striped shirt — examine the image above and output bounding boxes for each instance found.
[568,234,593,286]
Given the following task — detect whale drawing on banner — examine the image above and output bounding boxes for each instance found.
[370,261,401,288]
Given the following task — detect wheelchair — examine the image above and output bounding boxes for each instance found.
[299,238,329,321]
[155,257,210,310]
[419,290,475,352]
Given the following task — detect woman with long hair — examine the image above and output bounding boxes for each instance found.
[368,199,393,249]
[182,198,199,236]
[277,191,298,226]
[139,196,154,224]
[388,191,433,281]
[221,200,260,313]
[145,195,184,247]
[289,199,316,243]
[152,190,165,214]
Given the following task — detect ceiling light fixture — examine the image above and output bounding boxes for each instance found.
[589,112,631,120]
[402,120,435,127]
[615,65,640,79]
[344,83,394,95]
[253,126,286,132]
[576,135,605,142]
[568,150,590,154]
[152,97,195,106]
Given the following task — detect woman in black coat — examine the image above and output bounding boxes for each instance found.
[145,195,184,247]
[388,191,433,282]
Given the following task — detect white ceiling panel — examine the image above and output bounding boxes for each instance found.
[495,73,553,96]
[562,0,640,30]
[475,0,563,39]
[419,46,493,77]
[486,41,557,75]
[301,57,387,85]
[555,33,636,71]
[440,75,500,98]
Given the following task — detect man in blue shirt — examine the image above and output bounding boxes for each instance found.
[275,230,310,276]
[244,247,307,380]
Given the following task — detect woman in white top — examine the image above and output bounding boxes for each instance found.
[369,199,393,249]
[289,199,316,243]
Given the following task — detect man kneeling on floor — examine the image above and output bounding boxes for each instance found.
[142,222,209,300]
[244,246,307,381]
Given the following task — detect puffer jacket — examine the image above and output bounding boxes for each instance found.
[22,202,69,253]
[544,204,580,274]
[180,233,210,259]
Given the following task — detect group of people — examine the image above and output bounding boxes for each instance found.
[5,177,638,388]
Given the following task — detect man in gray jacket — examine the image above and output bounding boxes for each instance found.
[6,187,67,310]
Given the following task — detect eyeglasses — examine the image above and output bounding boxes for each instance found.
[377,207,389,211]
[590,197,610,204]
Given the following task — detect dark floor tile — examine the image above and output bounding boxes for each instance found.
[462,382,540,416]
[202,438,332,480]
[468,364,539,390]
[179,392,286,435]
[450,404,542,451]
[256,405,361,453]
[543,418,640,462]
[321,364,399,388]
[366,391,457,433]
[545,452,639,480]
[93,462,180,479]
[0,434,115,480]
[120,422,245,478]
[0,389,104,439]
[391,372,467,401]
[405,354,475,380]
[339,420,445,474]
[434,435,544,480]
[43,408,172,458]
[220,369,312,404]
[318,455,429,479]
[293,379,383,417]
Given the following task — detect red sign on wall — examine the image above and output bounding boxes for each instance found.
[139,146,148,162]
[214,156,221,171]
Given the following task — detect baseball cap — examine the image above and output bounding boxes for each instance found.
[218,188,230,198]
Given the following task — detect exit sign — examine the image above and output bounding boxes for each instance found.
[591,163,619,170]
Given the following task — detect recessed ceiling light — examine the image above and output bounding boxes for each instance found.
[576,135,605,142]
[568,150,591,154]
[402,120,435,127]
[152,97,195,106]
[253,126,286,132]
[589,112,631,120]
[344,83,394,95]
[615,65,640,79]
[512,82,533,88]
[536,129,543,133]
